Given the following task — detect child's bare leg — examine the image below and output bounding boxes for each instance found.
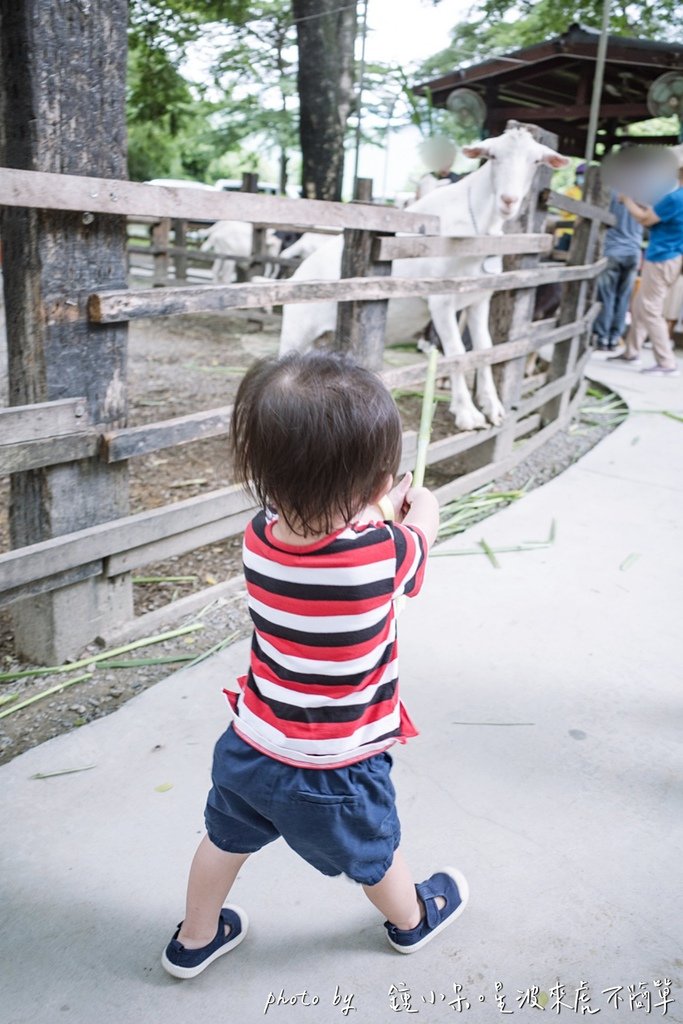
[178,834,250,948]
[362,848,422,930]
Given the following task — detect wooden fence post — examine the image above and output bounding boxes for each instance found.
[335,177,391,370]
[541,164,608,425]
[172,218,188,282]
[152,217,171,286]
[0,0,133,663]
[240,173,266,282]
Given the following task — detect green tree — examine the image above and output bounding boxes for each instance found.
[421,0,683,79]
[127,0,257,180]
[208,1,299,193]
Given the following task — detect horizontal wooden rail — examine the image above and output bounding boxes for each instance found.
[546,189,616,226]
[0,398,98,473]
[0,483,252,592]
[0,397,89,442]
[127,245,300,270]
[101,406,232,463]
[374,232,553,261]
[88,259,607,323]
[0,167,440,235]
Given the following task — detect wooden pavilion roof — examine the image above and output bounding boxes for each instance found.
[416,23,683,156]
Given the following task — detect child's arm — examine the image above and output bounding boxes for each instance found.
[402,485,439,549]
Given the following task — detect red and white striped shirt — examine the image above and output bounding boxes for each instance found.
[226,510,427,769]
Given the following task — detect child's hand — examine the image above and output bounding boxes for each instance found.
[402,484,439,547]
[387,472,412,522]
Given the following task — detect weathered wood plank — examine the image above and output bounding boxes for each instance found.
[546,188,616,226]
[0,166,440,235]
[0,483,253,593]
[0,433,99,474]
[374,233,553,262]
[102,405,233,463]
[0,397,89,443]
[0,0,133,661]
[106,509,254,576]
[382,339,531,391]
[89,260,607,323]
[335,178,391,369]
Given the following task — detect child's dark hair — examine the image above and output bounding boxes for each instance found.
[231,351,402,535]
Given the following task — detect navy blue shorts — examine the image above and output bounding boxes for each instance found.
[204,726,401,885]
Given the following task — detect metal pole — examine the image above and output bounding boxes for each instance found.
[352,0,369,187]
[584,0,611,172]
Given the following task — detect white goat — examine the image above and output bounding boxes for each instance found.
[279,127,569,431]
[200,221,281,283]
[279,231,338,265]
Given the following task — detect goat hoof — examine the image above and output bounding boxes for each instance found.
[452,406,488,431]
[487,405,506,426]
[478,397,506,426]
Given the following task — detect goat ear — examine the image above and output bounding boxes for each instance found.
[462,144,490,160]
[541,152,571,169]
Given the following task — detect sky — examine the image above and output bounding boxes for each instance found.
[187,0,476,198]
[363,0,468,65]
[349,0,474,197]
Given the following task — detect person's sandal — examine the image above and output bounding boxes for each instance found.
[161,905,248,978]
[384,867,469,954]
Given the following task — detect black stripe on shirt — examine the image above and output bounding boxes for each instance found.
[251,634,397,688]
[244,564,394,603]
[249,607,389,649]
[247,673,397,724]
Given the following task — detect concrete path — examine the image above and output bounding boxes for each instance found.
[2,352,682,1024]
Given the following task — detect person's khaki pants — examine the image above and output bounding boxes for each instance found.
[624,255,682,369]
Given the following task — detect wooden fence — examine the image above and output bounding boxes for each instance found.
[0,145,611,658]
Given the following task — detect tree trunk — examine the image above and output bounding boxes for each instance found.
[293,0,357,201]
[0,0,132,662]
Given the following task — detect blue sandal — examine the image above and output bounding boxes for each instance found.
[385,867,469,954]
[162,904,249,979]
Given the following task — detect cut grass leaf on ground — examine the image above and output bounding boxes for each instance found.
[0,622,205,683]
[437,482,531,540]
[577,389,628,430]
[620,552,641,571]
[30,765,96,780]
[133,575,199,585]
[432,519,556,561]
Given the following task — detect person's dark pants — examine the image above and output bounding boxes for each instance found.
[594,254,640,345]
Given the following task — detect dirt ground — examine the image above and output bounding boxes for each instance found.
[0,308,621,765]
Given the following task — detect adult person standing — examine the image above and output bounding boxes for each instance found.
[593,191,643,351]
[610,146,683,377]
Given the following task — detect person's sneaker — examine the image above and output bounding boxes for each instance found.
[640,364,680,378]
[384,867,469,954]
[608,352,641,366]
[161,905,248,979]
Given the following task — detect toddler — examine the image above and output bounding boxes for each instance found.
[162,351,468,978]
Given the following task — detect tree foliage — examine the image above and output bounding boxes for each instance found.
[127,0,261,180]
[421,0,683,79]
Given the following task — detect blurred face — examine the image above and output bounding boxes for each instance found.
[463,130,569,220]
